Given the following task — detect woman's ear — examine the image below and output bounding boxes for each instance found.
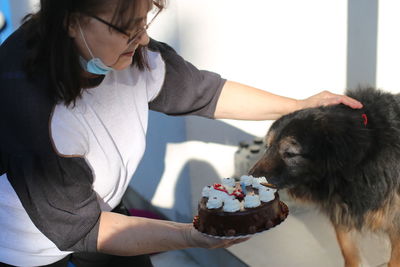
[65,13,79,38]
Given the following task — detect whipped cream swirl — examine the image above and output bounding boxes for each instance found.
[210,188,234,201]
[244,194,261,208]
[207,196,223,209]
[259,187,277,202]
[201,186,213,197]
[252,177,268,189]
[240,175,253,186]
[222,177,236,187]
[223,198,241,212]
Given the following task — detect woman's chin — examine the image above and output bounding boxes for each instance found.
[112,57,133,71]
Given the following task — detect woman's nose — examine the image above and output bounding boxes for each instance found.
[137,31,150,46]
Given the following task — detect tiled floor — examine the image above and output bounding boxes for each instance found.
[151,250,201,267]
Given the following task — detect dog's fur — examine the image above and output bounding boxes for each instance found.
[249,87,400,267]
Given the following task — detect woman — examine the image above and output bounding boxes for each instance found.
[0,0,362,266]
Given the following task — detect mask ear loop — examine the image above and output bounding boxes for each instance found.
[77,19,95,59]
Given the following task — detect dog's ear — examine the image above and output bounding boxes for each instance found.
[319,134,351,173]
[317,108,372,173]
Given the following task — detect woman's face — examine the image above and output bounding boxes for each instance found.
[69,1,151,72]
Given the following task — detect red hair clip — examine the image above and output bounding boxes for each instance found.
[362,113,368,126]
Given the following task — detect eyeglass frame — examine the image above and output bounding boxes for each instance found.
[82,1,162,46]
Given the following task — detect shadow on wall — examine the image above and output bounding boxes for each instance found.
[130,111,257,222]
[157,159,221,223]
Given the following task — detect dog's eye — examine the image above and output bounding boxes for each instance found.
[283,152,298,158]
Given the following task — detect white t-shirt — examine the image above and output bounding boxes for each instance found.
[0,49,165,266]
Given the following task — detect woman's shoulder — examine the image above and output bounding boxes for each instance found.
[0,27,57,155]
[0,26,28,67]
[0,25,37,88]
[147,38,178,55]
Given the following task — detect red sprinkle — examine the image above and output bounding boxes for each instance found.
[213,183,244,199]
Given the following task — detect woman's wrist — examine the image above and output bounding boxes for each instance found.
[179,223,197,248]
[293,99,306,112]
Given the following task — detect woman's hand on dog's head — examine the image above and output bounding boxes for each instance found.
[297,90,363,110]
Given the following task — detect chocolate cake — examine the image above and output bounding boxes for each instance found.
[193,176,289,237]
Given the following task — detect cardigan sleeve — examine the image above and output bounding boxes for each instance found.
[0,27,101,252]
[7,153,101,252]
[148,39,226,118]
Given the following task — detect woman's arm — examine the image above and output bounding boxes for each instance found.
[214,81,363,120]
[97,211,244,256]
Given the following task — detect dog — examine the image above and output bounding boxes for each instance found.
[249,87,400,267]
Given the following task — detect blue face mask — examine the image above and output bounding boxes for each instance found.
[79,56,113,75]
[77,20,114,75]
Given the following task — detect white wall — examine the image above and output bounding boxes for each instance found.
[152,0,348,114]
[377,0,400,93]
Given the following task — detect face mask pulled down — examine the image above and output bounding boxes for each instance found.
[77,20,114,75]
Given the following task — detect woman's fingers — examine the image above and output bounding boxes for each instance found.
[185,225,251,249]
[335,95,363,109]
[300,90,363,110]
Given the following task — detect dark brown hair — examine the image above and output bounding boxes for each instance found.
[22,0,166,106]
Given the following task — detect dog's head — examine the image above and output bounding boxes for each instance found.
[249,104,371,191]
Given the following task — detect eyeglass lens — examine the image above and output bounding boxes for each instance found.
[126,6,161,45]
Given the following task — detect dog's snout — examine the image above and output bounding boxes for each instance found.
[248,161,262,177]
[248,157,270,177]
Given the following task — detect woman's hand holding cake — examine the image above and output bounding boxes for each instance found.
[183,224,251,248]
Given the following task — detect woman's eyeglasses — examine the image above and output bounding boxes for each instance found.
[84,2,162,46]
